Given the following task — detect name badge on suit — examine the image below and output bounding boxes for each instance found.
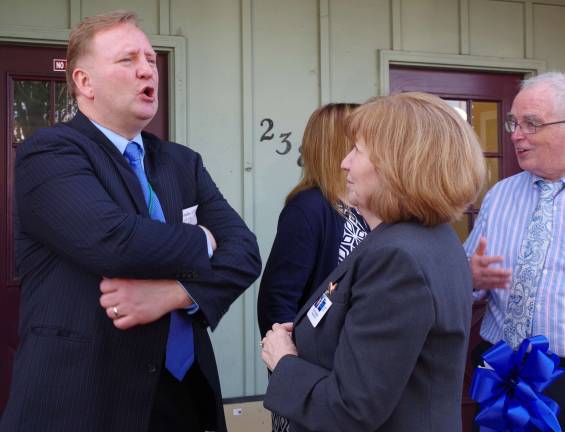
[307,281,338,327]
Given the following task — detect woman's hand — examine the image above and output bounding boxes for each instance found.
[261,322,297,371]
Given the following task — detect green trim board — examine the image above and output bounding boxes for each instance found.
[240,0,260,396]
[319,0,331,104]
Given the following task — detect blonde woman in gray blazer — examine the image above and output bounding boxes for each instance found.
[261,93,486,432]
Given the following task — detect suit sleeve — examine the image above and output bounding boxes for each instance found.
[178,153,262,329]
[16,131,212,279]
[264,246,435,431]
[257,202,318,336]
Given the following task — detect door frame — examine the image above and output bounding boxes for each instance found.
[0,25,188,144]
[379,49,546,96]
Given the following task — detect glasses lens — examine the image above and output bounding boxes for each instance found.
[522,121,536,134]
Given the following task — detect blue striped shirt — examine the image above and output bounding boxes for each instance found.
[464,171,565,356]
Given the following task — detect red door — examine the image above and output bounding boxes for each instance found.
[390,66,523,432]
[0,43,169,413]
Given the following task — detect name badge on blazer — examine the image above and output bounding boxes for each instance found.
[307,292,332,327]
[182,205,198,225]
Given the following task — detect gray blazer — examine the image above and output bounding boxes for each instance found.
[264,221,472,432]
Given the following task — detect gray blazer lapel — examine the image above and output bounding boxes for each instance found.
[293,257,353,326]
[293,224,386,326]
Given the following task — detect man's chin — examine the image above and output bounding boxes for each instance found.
[135,103,158,118]
[516,159,536,175]
[134,110,158,126]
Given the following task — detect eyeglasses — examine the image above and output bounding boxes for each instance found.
[504,117,565,134]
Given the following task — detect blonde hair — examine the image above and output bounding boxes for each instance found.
[347,92,486,226]
[287,103,359,206]
[66,10,140,97]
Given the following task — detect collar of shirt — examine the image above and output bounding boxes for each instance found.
[529,172,565,188]
[89,120,145,162]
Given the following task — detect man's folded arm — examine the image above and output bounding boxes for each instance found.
[174,152,262,329]
[15,134,211,279]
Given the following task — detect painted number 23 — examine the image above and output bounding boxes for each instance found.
[260,118,292,155]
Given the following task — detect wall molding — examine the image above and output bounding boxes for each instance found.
[239,0,259,396]
[158,0,171,36]
[459,0,470,54]
[391,0,402,50]
[319,0,331,104]
[525,1,534,58]
[379,49,546,95]
[0,25,69,44]
[0,26,187,144]
[492,0,565,58]
[491,0,535,58]
[490,0,565,4]
[69,0,81,28]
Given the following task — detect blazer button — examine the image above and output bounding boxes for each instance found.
[146,362,158,374]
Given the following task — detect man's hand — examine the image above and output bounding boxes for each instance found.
[470,236,512,290]
[100,278,192,330]
[261,322,297,371]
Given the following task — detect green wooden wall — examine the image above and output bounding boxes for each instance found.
[1,0,564,397]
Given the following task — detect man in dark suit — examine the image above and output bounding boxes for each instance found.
[0,10,261,432]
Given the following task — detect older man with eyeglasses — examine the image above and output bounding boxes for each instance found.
[464,71,565,427]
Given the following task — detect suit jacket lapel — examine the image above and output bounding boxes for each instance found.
[65,111,149,216]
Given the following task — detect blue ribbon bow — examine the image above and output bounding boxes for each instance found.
[470,335,564,431]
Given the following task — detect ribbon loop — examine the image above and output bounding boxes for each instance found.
[470,336,564,431]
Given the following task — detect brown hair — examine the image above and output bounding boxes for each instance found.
[347,92,486,226]
[66,10,140,97]
[286,103,359,206]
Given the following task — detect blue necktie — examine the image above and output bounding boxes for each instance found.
[124,141,194,381]
[503,179,563,348]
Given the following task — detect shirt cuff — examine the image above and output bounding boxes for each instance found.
[199,226,214,258]
[176,281,200,314]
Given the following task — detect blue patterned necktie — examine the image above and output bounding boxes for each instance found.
[503,179,563,348]
[124,141,194,381]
